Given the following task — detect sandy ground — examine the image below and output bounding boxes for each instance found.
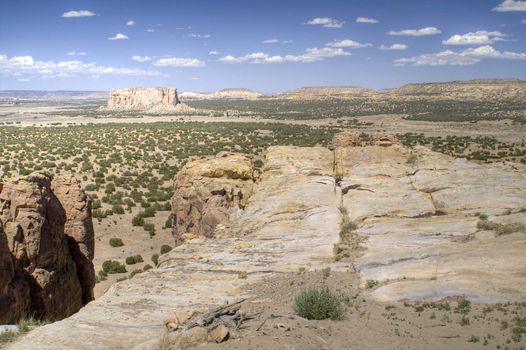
[92,209,174,298]
[185,270,526,350]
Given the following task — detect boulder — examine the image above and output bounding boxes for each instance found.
[0,172,95,323]
[171,152,255,245]
[369,132,400,146]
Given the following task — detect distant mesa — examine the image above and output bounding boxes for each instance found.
[179,88,262,101]
[104,87,194,113]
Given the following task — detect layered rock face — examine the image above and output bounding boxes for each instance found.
[171,152,255,245]
[106,87,182,112]
[0,172,95,323]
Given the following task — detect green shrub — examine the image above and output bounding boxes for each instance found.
[160,245,172,254]
[293,286,345,320]
[132,216,145,226]
[151,253,159,265]
[129,269,142,278]
[109,238,124,247]
[102,260,126,274]
[366,279,379,289]
[125,255,144,265]
[143,264,153,271]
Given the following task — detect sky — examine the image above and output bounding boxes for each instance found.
[0,0,525,92]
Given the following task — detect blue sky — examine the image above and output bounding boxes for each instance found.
[0,0,525,92]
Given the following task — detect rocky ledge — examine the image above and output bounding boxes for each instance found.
[7,136,526,349]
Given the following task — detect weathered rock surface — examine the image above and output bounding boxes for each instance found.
[8,143,526,349]
[0,172,95,323]
[337,145,526,302]
[105,87,194,112]
[171,152,255,245]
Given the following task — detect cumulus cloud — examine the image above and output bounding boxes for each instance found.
[188,33,211,38]
[379,44,408,50]
[153,57,205,67]
[0,54,160,78]
[263,39,293,44]
[108,33,128,40]
[131,55,153,62]
[305,17,344,28]
[442,31,507,45]
[126,20,136,26]
[61,10,95,18]
[395,45,526,66]
[356,17,379,24]
[387,27,441,36]
[218,47,350,64]
[493,0,526,12]
[327,39,372,49]
[66,51,87,56]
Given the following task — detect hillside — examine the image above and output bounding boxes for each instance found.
[385,79,526,101]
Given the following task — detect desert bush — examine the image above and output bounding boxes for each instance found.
[151,253,159,265]
[143,264,153,271]
[109,237,124,247]
[102,260,126,274]
[293,286,345,320]
[132,216,145,226]
[125,255,144,265]
[160,245,172,254]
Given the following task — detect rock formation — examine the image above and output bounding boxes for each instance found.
[171,152,255,245]
[328,130,363,150]
[0,172,95,323]
[105,87,194,112]
[8,139,526,350]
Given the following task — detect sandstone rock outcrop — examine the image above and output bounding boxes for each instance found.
[8,144,526,350]
[105,87,194,113]
[171,152,255,245]
[0,172,95,323]
[328,130,363,150]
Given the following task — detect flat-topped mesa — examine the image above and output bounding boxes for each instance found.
[0,172,95,324]
[105,87,182,112]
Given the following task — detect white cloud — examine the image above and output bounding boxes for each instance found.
[17,78,30,82]
[0,53,160,78]
[208,50,219,55]
[108,33,128,40]
[442,31,507,45]
[126,20,136,26]
[188,33,211,38]
[219,47,350,64]
[395,45,526,66]
[493,0,526,12]
[327,39,372,49]
[521,19,526,23]
[131,55,153,62]
[305,17,344,28]
[66,51,87,56]
[356,17,379,24]
[153,57,205,67]
[379,44,408,50]
[61,10,95,18]
[387,27,441,36]
[147,29,155,33]
[263,39,293,44]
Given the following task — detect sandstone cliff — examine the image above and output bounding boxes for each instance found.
[0,172,95,323]
[180,88,262,100]
[105,87,195,112]
[171,152,255,245]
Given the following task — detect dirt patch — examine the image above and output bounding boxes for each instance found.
[186,270,526,350]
